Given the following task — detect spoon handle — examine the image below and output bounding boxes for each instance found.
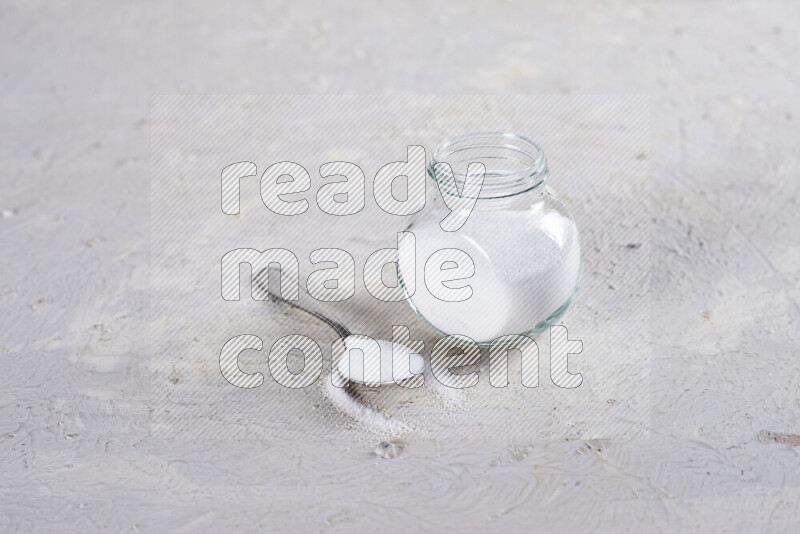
[254,267,352,339]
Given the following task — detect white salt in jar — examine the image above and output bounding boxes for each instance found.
[399,132,581,344]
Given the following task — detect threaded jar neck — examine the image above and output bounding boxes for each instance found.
[428,132,549,199]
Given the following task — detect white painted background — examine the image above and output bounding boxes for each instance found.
[1,1,799,532]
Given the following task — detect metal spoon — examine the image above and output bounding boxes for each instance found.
[254,267,423,386]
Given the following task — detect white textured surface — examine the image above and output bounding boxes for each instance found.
[2,1,799,532]
[148,94,650,442]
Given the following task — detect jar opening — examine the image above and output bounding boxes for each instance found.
[428,132,548,199]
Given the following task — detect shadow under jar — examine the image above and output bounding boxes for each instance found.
[398,132,581,345]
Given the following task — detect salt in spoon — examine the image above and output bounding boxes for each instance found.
[255,268,423,386]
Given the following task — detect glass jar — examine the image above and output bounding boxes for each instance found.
[399,132,581,345]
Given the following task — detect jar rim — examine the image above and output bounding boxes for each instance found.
[429,132,549,199]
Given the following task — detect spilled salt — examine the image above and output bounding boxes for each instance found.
[321,376,413,436]
[321,357,469,437]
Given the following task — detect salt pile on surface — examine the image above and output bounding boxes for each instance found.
[321,367,467,437]
[322,376,413,436]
